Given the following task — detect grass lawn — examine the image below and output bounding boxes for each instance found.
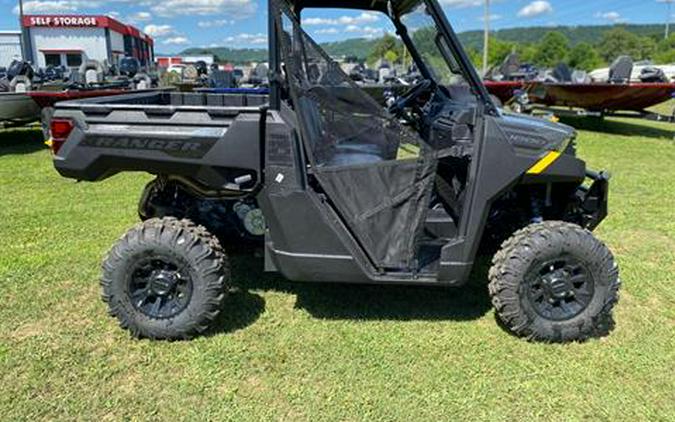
[0,116,674,421]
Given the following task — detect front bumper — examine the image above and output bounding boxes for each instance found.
[576,170,610,231]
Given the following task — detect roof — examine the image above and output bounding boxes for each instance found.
[290,0,422,15]
[22,15,154,45]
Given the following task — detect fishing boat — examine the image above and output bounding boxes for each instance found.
[525,81,675,112]
[485,55,675,122]
[0,92,40,127]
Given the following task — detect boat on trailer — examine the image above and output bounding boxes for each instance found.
[523,81,675,122]
[0,92,40,128]
[485,55,675,123]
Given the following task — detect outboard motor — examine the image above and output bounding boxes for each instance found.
[119,57,140,78]
[609,56,633,83]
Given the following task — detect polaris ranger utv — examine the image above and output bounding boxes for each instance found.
[49,0,620,342]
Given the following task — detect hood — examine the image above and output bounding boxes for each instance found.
[498,112,576,153]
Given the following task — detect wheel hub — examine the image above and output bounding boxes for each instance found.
[542,269,574,301]
[127,256,193,319]
[526,258,595,321]
[149,270,179,296]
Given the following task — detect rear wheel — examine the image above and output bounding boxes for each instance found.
[489,221,620,342]
[101,218,229,340]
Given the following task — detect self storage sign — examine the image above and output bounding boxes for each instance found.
[27,16,98,27]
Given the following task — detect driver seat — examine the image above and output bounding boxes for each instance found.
[297,95,384,167]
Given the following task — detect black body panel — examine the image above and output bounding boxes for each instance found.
[53,91,267,191]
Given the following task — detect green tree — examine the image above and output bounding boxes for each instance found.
[518,43,539,64]
[384,50,399,64]
[568,42,603,70]
[533,32,570,67]
[487,37,516,67]
[654,34,675,64]
[597,28,656,62]
[368,33,403,65]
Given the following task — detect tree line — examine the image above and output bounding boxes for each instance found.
[368,27,675,72]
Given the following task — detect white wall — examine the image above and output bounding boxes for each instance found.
[30,27,107,68]
[0,32,22,67]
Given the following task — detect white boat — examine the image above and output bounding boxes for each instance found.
[0,92,40,126]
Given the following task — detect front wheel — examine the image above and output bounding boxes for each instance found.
[101,218,229,340]
[489,221,620,342]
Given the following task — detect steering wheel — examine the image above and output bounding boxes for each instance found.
[388,79,434,117]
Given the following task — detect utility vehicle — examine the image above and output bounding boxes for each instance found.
[50,0,620,342]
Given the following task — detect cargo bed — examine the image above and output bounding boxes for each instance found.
[52,91,269,191]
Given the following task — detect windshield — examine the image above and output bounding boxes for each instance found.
[400,2,467,86]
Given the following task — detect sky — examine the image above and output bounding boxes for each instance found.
[0,0,673,53]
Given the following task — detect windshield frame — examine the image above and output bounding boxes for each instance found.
[394,0,497,113]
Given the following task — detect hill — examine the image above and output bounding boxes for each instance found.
[180,47,268,64]
[458,24,665,51]
[180,23,667,63]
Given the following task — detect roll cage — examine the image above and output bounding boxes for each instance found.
[267,0,497,115]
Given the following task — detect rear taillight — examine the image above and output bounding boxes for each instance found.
[49,118,74,155]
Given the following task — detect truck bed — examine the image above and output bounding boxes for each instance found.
[52,91,269,192]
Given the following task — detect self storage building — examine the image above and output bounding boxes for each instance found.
[21,15,154,69]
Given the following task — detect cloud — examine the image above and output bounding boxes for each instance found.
[315,28,339,35]
[303,12,379,26]
[343,25,383,38]
[128,11,152,22]
[439,0,483,8]
[595,11,625,23]
[12,0,92,14]
[144,24,176,37]
[150,0,256,19]
[163,36,189,45]
[198,19,234,28]
[479,14,502,22]
[518,1,553,18]
[224,33,268,45]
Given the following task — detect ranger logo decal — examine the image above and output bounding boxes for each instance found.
[81,137,216,159]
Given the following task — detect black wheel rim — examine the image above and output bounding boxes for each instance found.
[127,255,193,319]
[526,256,595,321]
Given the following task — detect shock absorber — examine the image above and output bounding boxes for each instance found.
[531,195,544,224]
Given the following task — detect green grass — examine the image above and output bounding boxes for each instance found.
[1,117,674,421]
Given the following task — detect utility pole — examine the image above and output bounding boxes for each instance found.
[482,0,490,77]
[666,0,673,39]
[18,0,28,61]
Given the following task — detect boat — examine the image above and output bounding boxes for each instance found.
[0,92,40,127]
[28,87,136,109]
[524,81,675,112]
[484,80,525,105]
[484,54,675,122]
